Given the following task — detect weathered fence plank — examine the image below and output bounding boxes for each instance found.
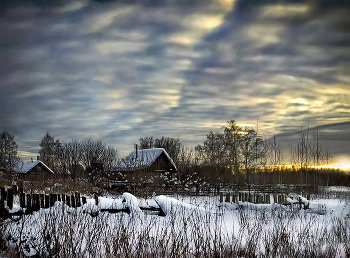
[40,194,45,208]
[7,189,13,210]
[44,195,49,208]
[1,188,6,202]
[71,195,76,208]
[66,195,71,207]
[26,194,32,214]
[75,193,81,207]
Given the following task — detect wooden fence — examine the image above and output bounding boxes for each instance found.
[219,191,288,204]
[1,185,312,220]
[0,186,99,220]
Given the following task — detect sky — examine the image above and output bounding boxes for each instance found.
[1,0,350,163]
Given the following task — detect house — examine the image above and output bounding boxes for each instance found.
[18,159,54,178]
[116,148,177,173]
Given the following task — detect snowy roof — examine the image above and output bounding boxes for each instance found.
[19,160,54,174]
[116,148,177,172]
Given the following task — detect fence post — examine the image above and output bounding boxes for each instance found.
[94,194,99,206]
[26,194,33,214]
[40,194,45,208]
[7,189,13,210]
[66,195,71,207]
[50,194,56,207]
[225,193,230,203]
[44,195,50,208]
[20,193,26,208]
[75,192,81,207]
[33,194,40,211]
[1,188,7,202]
[0,189,4,212]
[71,195,76,208]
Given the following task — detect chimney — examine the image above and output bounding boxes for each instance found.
[37,155,40,161]
[31,157,33,163]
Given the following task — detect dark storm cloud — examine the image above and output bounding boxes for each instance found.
[0,0,349,160]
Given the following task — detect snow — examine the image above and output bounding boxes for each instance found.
[154,195,206,216]
[122,192,142,216]
[1,191,349,257]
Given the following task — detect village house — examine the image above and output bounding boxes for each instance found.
[117,148,177,173]
[18,158,54,179]
[104,148,177,190]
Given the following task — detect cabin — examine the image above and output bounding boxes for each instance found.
[18,159,54,179]
[104,148,177,190]
[117,148,177,173]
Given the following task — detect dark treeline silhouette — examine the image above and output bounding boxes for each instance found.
[38,133,117,180]
[1,120,349,192]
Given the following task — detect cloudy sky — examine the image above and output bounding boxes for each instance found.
[1,0,350,162]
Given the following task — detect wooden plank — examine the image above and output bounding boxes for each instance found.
[7,189,13,210]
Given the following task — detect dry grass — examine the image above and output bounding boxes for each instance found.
[1,194,349,258]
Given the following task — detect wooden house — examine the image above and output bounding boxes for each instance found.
[18,160,54,178]
[117,148,177,173]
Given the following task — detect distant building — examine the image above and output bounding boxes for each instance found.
[116,148,177,173]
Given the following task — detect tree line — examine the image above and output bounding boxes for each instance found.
[0,120,346,187]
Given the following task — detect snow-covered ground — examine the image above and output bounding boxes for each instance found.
[1,189,349,257]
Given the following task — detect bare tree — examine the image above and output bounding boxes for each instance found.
[39,133,62,172]
[223,120,242,177]
[268,135,283,167]
[0,131,21,171]
[139,137,154,149]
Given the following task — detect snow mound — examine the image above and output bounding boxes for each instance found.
[154,195,206,216]
[122,192,142,216]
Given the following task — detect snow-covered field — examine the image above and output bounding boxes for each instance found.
[1,188,349,257]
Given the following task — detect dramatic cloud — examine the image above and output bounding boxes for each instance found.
[0,0,349,160]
